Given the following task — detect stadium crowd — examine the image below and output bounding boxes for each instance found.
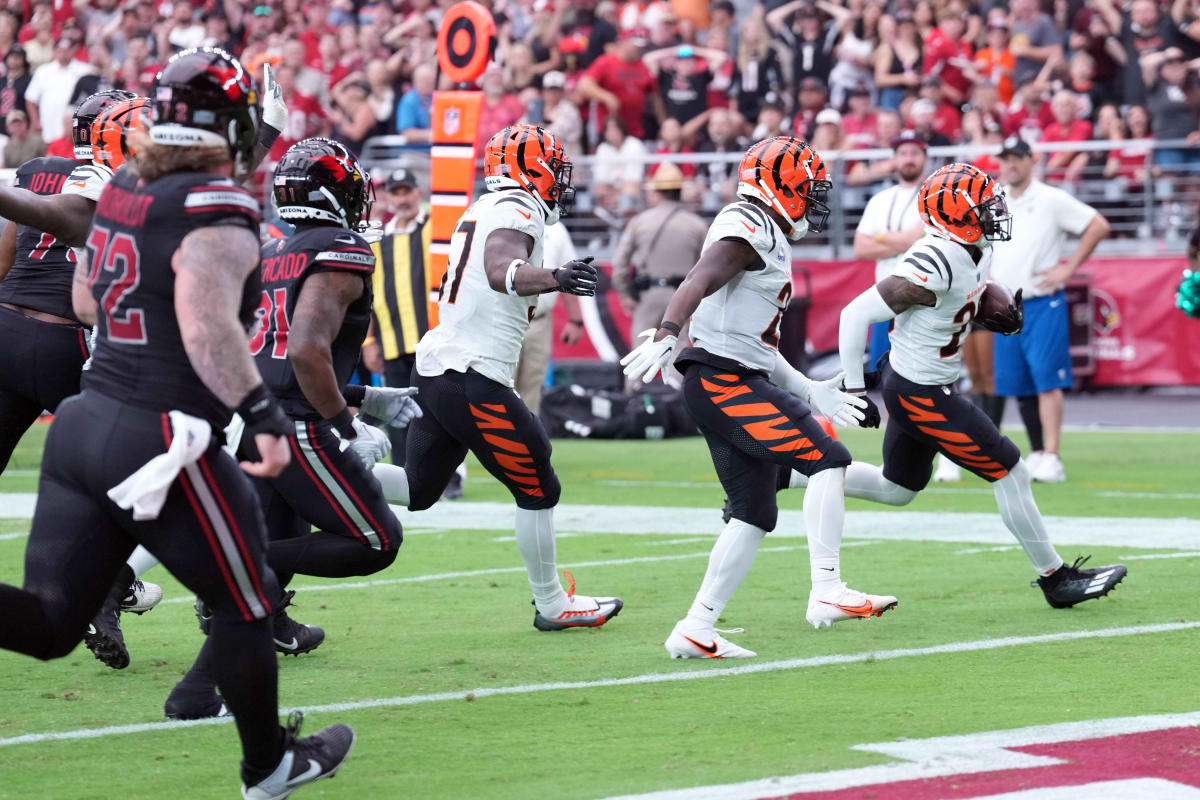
[0,0,1197,214]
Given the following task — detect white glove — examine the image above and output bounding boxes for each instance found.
[360,220,384,244]
[345,417,391,469]
[807,371,867,428]
[261,63,288,133]
[620,329,677,384]
[360,386,422,428]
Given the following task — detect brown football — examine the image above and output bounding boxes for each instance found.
[979,281,1014,320]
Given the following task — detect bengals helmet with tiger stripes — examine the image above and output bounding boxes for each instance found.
[91,97,152,171]
[73,90,138,161]
[736,136,832,240]
[483,124,575,224]
[918,162,1012,247]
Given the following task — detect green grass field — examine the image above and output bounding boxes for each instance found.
[0,422,1197,799]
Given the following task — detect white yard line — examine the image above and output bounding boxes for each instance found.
[598,711,1200,800]
[0,621,1195,749]
[1121,551,1200,561]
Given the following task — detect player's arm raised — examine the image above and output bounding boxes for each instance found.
[174,224,291,477]
[839,275,935,391]
[621,238,755,384]
[288,270,364,438]
[0,189,94,248]
[482,227,598,296]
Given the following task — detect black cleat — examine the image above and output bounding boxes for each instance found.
[164,683,229,720]
[241,712,355,800]
[273,590,324,656]
[1034,556,1127,609]
[441,470,464,501]
[84,590,129,669]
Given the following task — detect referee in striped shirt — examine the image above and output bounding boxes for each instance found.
[365,167,435,465]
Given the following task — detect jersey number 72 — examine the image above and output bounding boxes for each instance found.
[85,224,146,345]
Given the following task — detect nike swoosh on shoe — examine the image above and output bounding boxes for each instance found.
[681,635,719,656]
[275,637,299,650]
[287,759,323,786]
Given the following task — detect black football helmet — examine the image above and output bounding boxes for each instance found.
[149,47,258,171]
[273,138,374,232]
[73,89,138,161]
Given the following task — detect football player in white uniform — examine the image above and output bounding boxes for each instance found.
[370,124,623,631]
[805,162,1125,609]
[622,136,897,659]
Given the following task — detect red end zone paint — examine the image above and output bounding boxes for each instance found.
[774,727,1200,800]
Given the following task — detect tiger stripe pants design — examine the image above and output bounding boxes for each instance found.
[405,369,561,511]
[681,364,851,532]
[881,365,1020,492]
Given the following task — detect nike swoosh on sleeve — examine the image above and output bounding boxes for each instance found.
[515,208,531,219]
[740,221,756,232]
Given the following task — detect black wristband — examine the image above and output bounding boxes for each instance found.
[660,320,682,336]
[257,122,281,150]
[327,406,356,440]
[236,384,292,438]
[342,384,367,407]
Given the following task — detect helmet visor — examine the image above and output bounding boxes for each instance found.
[802,178,832,233]
[549,157,575,217]
[975,192,1012,242]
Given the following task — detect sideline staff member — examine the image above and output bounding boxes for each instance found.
[991,136,1109,483]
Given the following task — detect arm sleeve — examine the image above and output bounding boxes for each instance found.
[1053,188,1099,236]
[838,286,897,390]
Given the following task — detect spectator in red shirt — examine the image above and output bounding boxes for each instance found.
[1003,81,1054,139]
[474,64,526,156]
[918,75,961,141]
[649,116,697,178]
[792,75,827,140]
[1041,89,1093,181]
[908,97,953,147]
[299,1,334,60]
[923,3,973,105]
[1104,103,1154,189]
[577,31,664,140]
[841,84,878,149]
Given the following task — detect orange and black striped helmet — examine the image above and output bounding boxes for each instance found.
[483,124,574,223]
[918,162,1012,246]
[736,136,831,239]
[91,97,152,171]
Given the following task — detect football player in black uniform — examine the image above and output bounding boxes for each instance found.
[166,138,417,718]
[0,49,355,798]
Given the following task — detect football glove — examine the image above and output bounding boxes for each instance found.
[359,386,422,428]
[553,256,598,296]
[847,390,882,429]
[807,372,868,428]
[620,329,677,384]
[259,64,289,143]
[344,417,391,470]
[360,220,384,244]
[979,288,1024,335]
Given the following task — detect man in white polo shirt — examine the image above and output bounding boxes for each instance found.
[853,131,967,481]
[991,136,1110,483]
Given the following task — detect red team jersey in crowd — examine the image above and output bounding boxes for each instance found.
[583,53,657,138]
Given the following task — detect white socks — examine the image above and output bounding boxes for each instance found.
[514,507,569,615]
[790,463,917,506]
[993,459,1064,576]
[372,463,410,506]
[804,467,847,595]
[685,519,766,628]
[126,546,159,578]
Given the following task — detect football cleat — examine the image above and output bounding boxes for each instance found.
[120,579,163,614]
[441,463,466,500]
[1031,452,1067,483]
[933,454,962,483]
[164,683,229,720]
[273,590,325,656]
[241,712,354,800]
[533,570,623,631]
[806,583,898,629]
[664,621,756,659]
[1034,556,1126,608]
[195,596,214,635]
[84,590,129,669]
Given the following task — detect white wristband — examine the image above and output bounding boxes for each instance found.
[505,259,527,296]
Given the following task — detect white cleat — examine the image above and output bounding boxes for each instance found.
[120,579,163,614]
[533,571,622,631]
[806,583,898,629]
[1031,452,1066,483]
[933,454,962,482]
[664,621,756,659]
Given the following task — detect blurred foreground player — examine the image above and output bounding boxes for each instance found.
[817,162,1125,608]
[623,136,894,659]
[373,124,624,630]
[0,48,355,798]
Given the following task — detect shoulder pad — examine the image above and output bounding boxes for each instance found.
[312,229,375,272]
[61,162,114,202]
[895,241,954,293]
[183,180,261,218]
[711,202,776,253]
[488,191,544,236]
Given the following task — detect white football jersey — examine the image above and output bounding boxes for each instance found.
[689,201,792,374]
[61,161,115,263]
[415,188,547,386]
[887,234,992,386]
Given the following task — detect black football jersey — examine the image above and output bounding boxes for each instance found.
[252,224,375,419]
[82,167,262,429]
[0,156,83,321]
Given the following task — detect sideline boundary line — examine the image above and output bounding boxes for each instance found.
[1,620,1195,748]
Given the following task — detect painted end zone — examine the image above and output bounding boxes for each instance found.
[777,727,1200,799]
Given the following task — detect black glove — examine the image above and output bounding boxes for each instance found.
[237,384,292,439]
[852,391,882,429]
[980,288,1024,335]
[863,351,890,391]
[553,256,598,296]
